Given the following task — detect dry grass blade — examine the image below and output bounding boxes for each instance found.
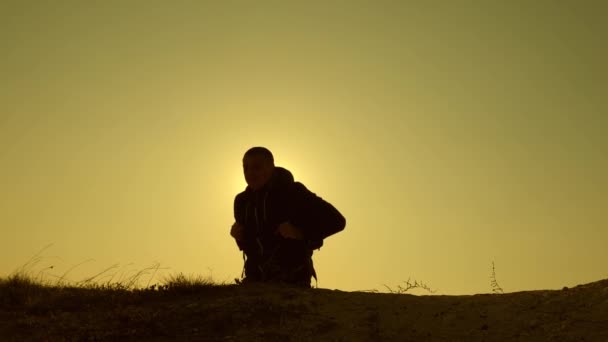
[78,264,120,287]
[490,261,504,294]
[10,244,54,280]
[56,258,95,285]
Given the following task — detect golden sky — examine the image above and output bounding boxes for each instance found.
[1,1,606,294]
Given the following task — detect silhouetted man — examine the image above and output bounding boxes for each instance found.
[231,147,346,287]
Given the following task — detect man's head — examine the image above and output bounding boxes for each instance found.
[243,147,275,191]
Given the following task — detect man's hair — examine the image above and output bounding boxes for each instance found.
[244,146,274,163]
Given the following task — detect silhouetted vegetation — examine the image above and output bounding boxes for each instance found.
[2,250,607,341]
[490,261,504,294]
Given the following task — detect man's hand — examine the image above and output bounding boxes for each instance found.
[275,222,304,240]
[231,222,245,242]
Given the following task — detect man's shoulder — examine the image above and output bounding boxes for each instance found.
[234,190,248,203]
[289,181,316,197]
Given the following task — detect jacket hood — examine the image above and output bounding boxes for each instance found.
[270,166,294,187]
[246,166,294,193]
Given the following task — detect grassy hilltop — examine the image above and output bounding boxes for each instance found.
[1,270,608,341]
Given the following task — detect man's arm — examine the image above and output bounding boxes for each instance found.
[233,193,246,250]
[287,182,346,242]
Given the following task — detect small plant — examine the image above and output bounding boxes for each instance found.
[383,277,437,294]
[490,261,504,294]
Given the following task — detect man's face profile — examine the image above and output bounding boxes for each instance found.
[243,154,274,190]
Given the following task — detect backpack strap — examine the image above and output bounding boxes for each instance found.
[240,251,246,280]
[311,259,318,288]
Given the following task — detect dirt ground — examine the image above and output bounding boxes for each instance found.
[1,278,607,341]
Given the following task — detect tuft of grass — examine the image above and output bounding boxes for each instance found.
[0,245,230,313]
[8,244,56,285]
[158,272,219,294]
[0,269,230,320]
[75,262,170,291]
[0,272,48,307]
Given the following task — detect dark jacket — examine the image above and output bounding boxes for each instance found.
[233,167,345,285]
